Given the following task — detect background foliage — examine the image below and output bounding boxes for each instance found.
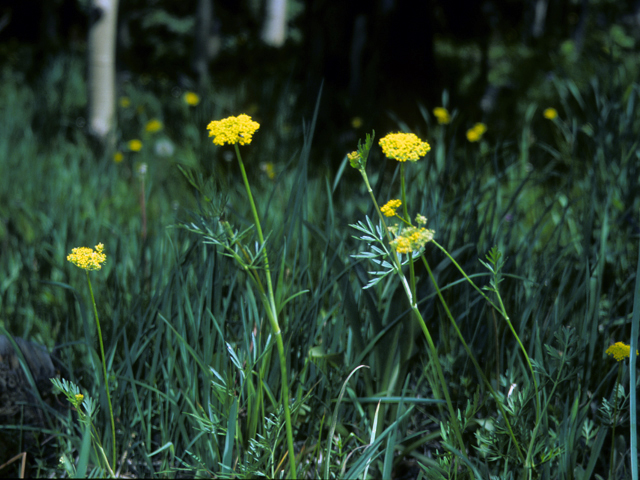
[1,0,639,478]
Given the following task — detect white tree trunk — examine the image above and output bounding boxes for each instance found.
[88,0,119,143]
[261,0,287,47]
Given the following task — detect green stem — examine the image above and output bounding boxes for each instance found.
[609,364,624,479]
[86,271,116,474]
[420,257,525,463]
[358,167,470,471]
[234,144,297,479]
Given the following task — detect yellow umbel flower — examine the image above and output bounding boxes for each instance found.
[390,226,435,254]
[605,342,638,362]
[128,139,143,152]
[433,107,451,125]
[145,119,163,133]
[466,123,487,142]
[543,108,558,120]
[379,133,430,162]
[381,199,402,217]
[207,114,260,146]
[67,243,107,271]
[184,91,200,106]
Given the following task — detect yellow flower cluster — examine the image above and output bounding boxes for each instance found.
[145,119,163,133]
[184,91,200,106]
[379,133,430,162]
[605,342,637,362]
[207,114,260,146]
[390,226,435,254]
[433,107,451,125]
[466,123,487,142]
[67,243,107,271]
[128,139,143,152]
[543,108,558,120]
[381,199,402,217]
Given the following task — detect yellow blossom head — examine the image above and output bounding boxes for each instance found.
[113,151,124,164]
[184,91,200,106]
[390,226,435,254]
[605,342,638,362]
[67,243,107,271]
[207,114,260,146]
[379,133,430,162]
[433,107,451,125]
[381,199,402,217]
[543,108,558,120]
[128,139,143,152]
[351,117,363,129]
[145,119,163,133]
[74,393,84,406]
[466,123,487,142]
[119,97,131,108]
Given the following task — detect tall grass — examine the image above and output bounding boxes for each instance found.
[0,52,639,479]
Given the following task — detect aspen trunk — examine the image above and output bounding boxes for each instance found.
[88,0,119,144]
[261,0,287,47]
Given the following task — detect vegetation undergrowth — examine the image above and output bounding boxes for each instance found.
[1,48,639,479]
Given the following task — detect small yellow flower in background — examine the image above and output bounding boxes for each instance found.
[543,108,558,120]
[433,107,451,125]
[466,123,487,142]
[605,342,638,362]
[113,151,124,164]
[119,97,131,108]
[128,139,143,152]
[74,394,84,405]
[260,161,276,179]
[379,133,431,162]
[351,117,363,128]
[381,199,402,217]
[67,243,107,271]
[145,119,163,133]
[184,91,200,106]
[207,114,260,146]
[415,213,427,225]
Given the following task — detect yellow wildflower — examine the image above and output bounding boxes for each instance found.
[351,117,363,128]
[184,91,200,106]
[466,123,487,142]
[433,107,451,125]
[67,243,107,271]
[128,139,143,152]
[207,114,260,146]
[119,97,131,108]
[379,133,431,162]
[113,151,124,164]
[390,226,435,254]
[415,213,427,225]
[74,394,84,405]
[543,108,558,120]
[145,119,163,133]
[381,199,402,217]
[261,161,276,179]
[605,342,638,362]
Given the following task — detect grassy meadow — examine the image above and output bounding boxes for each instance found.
[1,41,640,479]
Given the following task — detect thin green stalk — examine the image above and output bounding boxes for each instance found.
[608,364,624,480]
[420,257,525,463]
[234,144,297,479]
[86,271,116,472]
[432,240,541,426]
[358,168,470,470]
